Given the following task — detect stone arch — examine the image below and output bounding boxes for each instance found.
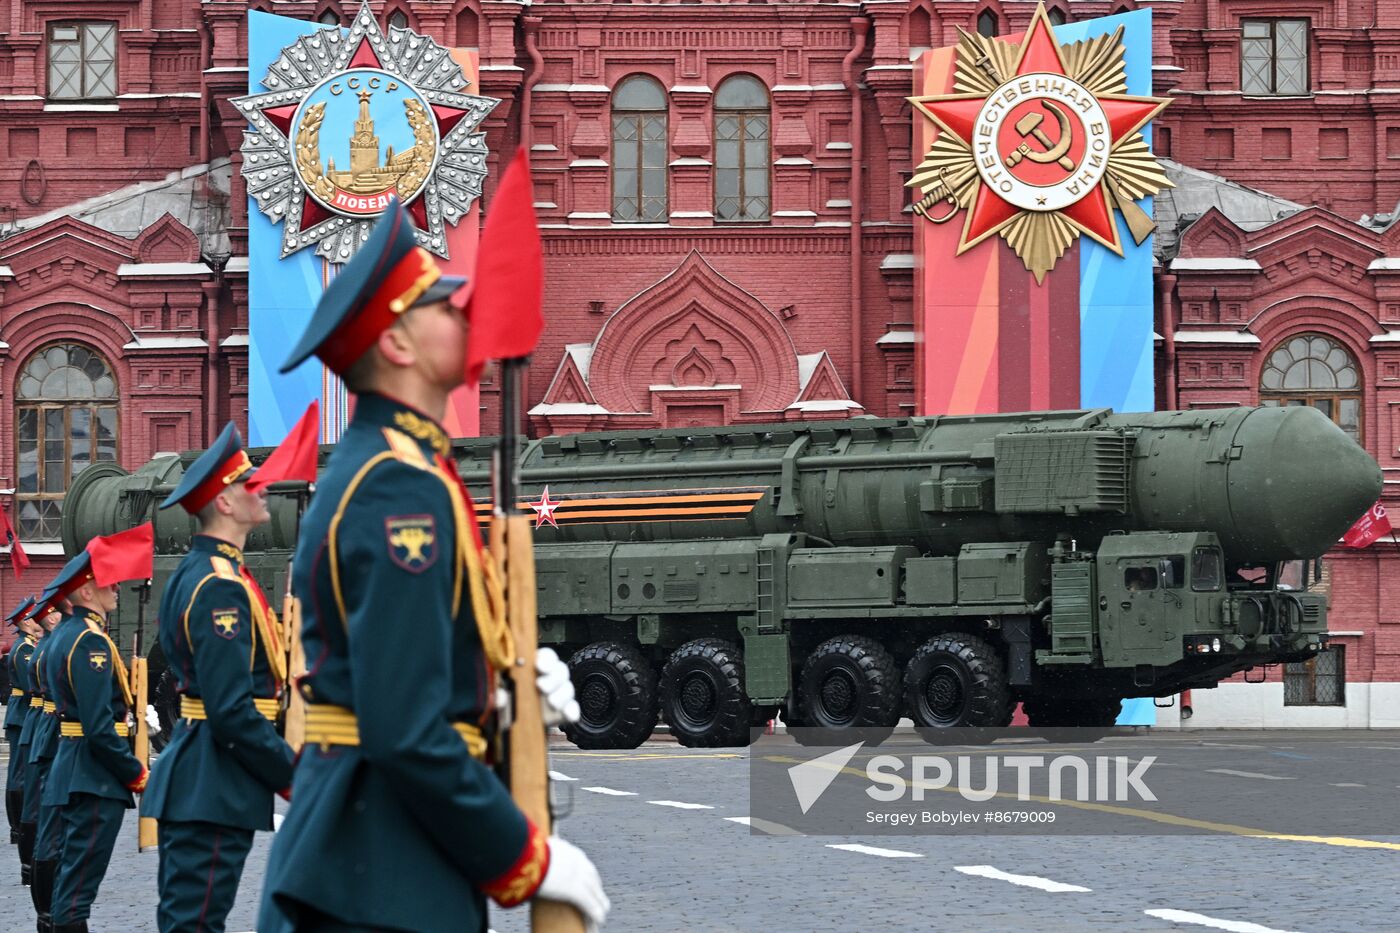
[5,303,131,375]
[134,213,200,263]
[1249,295,1377,397]
[1177,207,1247,259]
[588,252,800,414]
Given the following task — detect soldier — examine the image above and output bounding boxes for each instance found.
[259,199,607,933]
[16,593,63,892]
[41,550,149,933]
[142,421,295,933]
[5,596,37,844]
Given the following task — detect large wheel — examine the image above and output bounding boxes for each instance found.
[659,638,752,748]
[794,635,899,745]
[562,642,659,750]
[903,633,1012,737]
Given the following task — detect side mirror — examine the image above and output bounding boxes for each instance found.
[1158,558,1176,589]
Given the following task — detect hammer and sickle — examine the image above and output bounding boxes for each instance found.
[1005,100,1076,172]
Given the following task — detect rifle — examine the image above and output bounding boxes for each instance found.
[497,357,585,933]
[130,580,158,851]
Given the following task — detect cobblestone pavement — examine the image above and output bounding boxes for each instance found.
[2,730,1397,932]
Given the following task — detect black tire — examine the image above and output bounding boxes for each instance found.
[562,642,659,750]
[793,636,899,745]
[660,638,752,748]
[904,633,1012,740]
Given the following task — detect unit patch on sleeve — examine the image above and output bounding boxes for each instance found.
[89,651,109,672]
[386,515,438,573]
[212,608,241,640]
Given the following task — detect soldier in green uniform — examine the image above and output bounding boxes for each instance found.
[41,550,149,933]
[16,593,63,890]
[142,421,295,933]
[5,596,38,844]
[259,199,607,933]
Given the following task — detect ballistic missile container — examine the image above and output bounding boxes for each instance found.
[64,404,1380,748]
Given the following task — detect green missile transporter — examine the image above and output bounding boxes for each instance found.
[63,404,1380,749]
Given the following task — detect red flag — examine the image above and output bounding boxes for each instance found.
[0,504,29,580]
[461,146,544,386]
[1342,501,1392,548]
[246,401,321,494]
[87,523,155,587]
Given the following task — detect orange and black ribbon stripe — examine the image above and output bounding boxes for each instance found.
[474,486,766,527]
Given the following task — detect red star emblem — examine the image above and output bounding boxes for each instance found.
[911,5,1170,258]
[530,486,561,529]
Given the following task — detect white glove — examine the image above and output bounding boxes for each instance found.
[536,647,580,727]
[536,835,609,930]
[145,704,162,736]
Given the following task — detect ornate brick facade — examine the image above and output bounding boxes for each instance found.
[2,0,1398,720]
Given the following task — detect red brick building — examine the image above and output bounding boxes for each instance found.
[2,0,1397,723]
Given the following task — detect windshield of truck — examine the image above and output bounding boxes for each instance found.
[1192,548,1222,591]
[1277,560,1307,591]
[1164,555,1185,588]
[1228,564,1274,590]
[1124,566,1157,590]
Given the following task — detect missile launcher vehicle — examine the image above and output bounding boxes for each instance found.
[63,404,1380,748]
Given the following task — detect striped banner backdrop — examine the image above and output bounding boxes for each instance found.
[247,10,482,447]
[913,10,1160,726]
[914,9,1157,417]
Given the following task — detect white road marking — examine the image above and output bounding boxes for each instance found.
[826,843,924,859]
[1144,908,1302,932]
[1206,768,1294,781]
[647,799,714,810]
[272,813,285,831]
[548,770,577,782]
[582,786,637,796]
[1329,782,1365,788]
[954,865,1090,892]
[724,816,798,836]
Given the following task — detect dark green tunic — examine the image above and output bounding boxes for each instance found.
[259,394,545,933]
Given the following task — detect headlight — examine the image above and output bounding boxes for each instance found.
[1211,637,1221,653]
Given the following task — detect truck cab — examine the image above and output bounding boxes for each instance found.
[1092,532,1327,676]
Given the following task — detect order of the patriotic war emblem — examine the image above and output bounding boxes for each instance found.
[908,2,1172,280]
[233,1,498,262]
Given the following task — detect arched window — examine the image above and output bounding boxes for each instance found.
[977,10,999,38]
[612,76,668,223]
[1047,7,1069,26]
[315,8,340,25]
[387,9,409,28]
[1260,333,1361,442]
[14,344,118,540]
[714,75,770,222]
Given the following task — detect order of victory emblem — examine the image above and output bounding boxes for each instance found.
[908,3,1172,280]
[233,2,498,262]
